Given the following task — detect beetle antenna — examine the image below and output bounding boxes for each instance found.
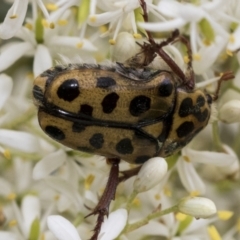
[212,71,235,101]
[139,0,195,90]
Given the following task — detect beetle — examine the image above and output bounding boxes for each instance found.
[32,1,233,239]
[33,61,212,164]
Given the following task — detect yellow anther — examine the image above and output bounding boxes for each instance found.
[190,191,200,197]
[163,187,172,197]
[132,197,141,206]
[24,23,33,30]
[76,42,84,48]
[10,15,17,19]
[207,225,221,240]
[9,219,17,227]
[109,39,116,45]
[99,25,108,33]
[193,53,201,61]
[226,49,233,57]
[133,33,142,39]
[217,211,233,220]
[54,194,60,201]
[176,212,187,221]
[236,219,240,231]
[89,15,96,23]
[46,3,58,11]
[7,193,16,201]
[41,19,49,28]
[184,56,190,64]
[84,174,95,190]
[49,22,55,29]
[229,34,235,44]
[154,193,161,200]
[3,149,11,160]
[58,19,68,26]
[183,156,191,162]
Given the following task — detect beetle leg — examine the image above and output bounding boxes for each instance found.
[86,158,120,240]
[119,166,142,182]
[86,159,143,240]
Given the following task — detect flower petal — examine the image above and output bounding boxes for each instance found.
[45,177,83,211]
[183,148,237,167]
[138,18,186,32]
[34,44,52,77]
[47,215,81,240]
[21,195,41,237]
[99,209,127,240]
[0,130,41,153]
[0,74,13,110]
[49,36,97,52]
[0,42,34,71]
[177,157,206,194]
[0,0,28,39]
[33,150,67,180]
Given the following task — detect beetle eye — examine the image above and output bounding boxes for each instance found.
[206,94,212,105]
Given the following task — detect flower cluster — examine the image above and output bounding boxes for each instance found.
[0,0,240,240]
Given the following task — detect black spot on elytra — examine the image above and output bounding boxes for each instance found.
[79,104,93,116]
[45,126,65,140]
[57,79,80,102]
[179,98,193,117]
[176,121,194,138]
[77,146,93,153]
[116,138,133,154]
[158,78,173,97]
[196,95,205,107]
[135,155,150,164]
[129,95,151,116]
[72,122,85,133]
[33,85,44,102]
[101,92,119,113]
[89,133,104,149]
[178,95,209,122]
[194,109,209,122]
[96,77,116,88]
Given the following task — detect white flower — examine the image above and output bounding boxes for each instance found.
[177,146,237,194]
[88,0,141,42]
[134,157,168,193]
[48,209,127,240]
[178,197,217,219]
[0,0,51,39]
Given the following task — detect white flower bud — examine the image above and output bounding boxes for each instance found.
[112,32,138,62]
[219,100,240,123]
[133,157,168,193]
[178,197,217,219]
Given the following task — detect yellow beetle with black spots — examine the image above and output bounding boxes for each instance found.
[32,1,234,238]
[33,60,212,164]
